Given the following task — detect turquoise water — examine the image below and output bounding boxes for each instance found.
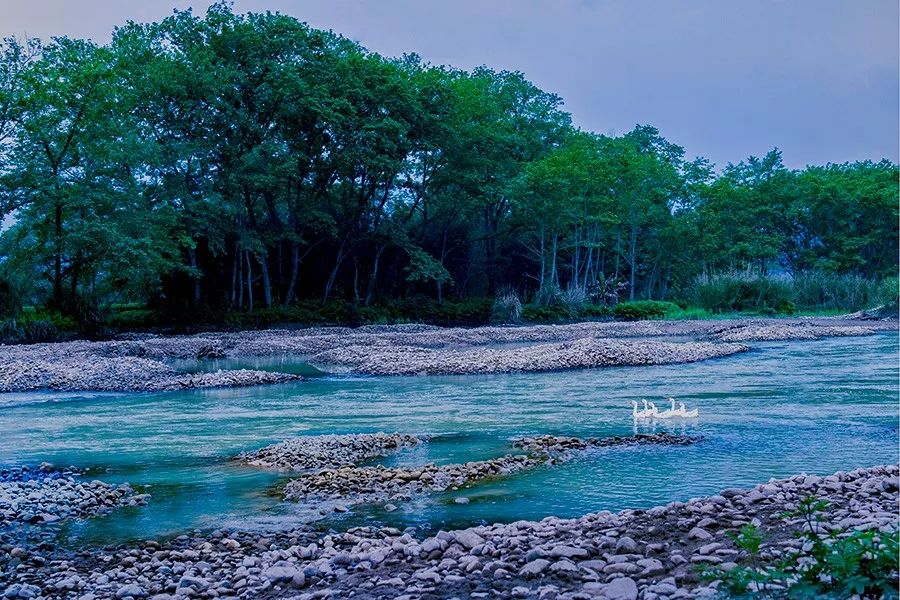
[0,332,897,546]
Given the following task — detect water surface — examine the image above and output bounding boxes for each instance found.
[1,332,896,545]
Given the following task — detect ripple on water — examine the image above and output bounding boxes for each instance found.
[0,331,897,544]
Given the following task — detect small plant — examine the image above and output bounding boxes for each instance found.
[704,495,900,598]
[491,289,523,324]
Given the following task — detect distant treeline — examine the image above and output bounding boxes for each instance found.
[0,3,897,329]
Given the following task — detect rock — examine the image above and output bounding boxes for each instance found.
[453,530,485,550]
[688,527,712,540]
[263,563,299,583]
[615,536,637,553]
[549,559,579,573]
[602,577,638,600]
[115,584,145,599]
[550,545,589,559]
[520,559,551,577]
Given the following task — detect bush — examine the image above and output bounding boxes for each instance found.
[691,271,897,314]
[491,289,523,324]
[613,300,678,321]
[693,272,793,314]
[0,306,72,344]
[704,497,900,598]
[791,272,890,311]
[522,304,574,322]
[580,304,613,318]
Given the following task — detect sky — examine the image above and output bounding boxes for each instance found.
[2,0,897,168]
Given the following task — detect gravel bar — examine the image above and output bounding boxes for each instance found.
[236,433,422,472]
[0,465,148,528]
[0,317,889,392]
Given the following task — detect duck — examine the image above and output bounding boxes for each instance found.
[677,401,699,418]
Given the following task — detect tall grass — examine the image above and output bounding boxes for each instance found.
[689,271,897,314]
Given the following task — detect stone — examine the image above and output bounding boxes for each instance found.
[688,527,712,540]
[454,530,485,549]
[550,545,589,559]
[615,536,637,553]
[602,577,638,600]
[115,584,145,599]
[520,559,551,577]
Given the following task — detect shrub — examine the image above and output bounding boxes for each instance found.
[491,289,523,324]
[704,496,900,598]
[613,300,678,321]
[522,304,574,322]
[693,272,793,314]
[580,304,613,318]
[791,272,889,311]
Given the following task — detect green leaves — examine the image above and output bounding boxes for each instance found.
[707,496,900,599]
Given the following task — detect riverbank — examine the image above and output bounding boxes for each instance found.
[1,464,895,599]
[0,317,890,392]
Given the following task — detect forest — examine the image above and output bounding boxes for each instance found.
[0,4,897,335]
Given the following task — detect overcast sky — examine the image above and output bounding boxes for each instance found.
[2,0,897,168]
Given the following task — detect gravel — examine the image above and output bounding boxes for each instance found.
[0,466,148,528]
[1,464,895,599]
[235,433,422,471]
[0,317,889,392]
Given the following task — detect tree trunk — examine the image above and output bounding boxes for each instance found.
[365,245,386,307]
[323,239,346,304]
[245,250,254,312]
[283,241,300,307]
[628,224,638,301]
[188,247,201,306]
[230,248,237,309]
[53,200,63,307]
[550,233,559,289]
[258,251,272,308]
[352,255,360,306]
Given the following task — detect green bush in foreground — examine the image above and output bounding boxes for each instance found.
[703,497,899,599]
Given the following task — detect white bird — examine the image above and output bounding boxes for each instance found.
[647,401,661,418]
[630,400,650,419]
[654,397,679,419]
[641,399,658,418]
[677,401,699,418]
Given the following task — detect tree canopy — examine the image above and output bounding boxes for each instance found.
[0,4,896,325]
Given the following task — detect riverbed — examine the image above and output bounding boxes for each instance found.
[0,331,896,547]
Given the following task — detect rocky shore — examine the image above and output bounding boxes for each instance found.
[0,466,148,528]
[0,317,890,392]
[236,433,422,472]
[1,464,895,599]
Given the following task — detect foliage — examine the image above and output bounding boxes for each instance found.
[0,5,895,331]
[491,289,523,324]
[613,300,679,321]
[692,271,892,314]
[704,496,900,599]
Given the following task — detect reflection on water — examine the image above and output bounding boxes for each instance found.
[0,332,897,545]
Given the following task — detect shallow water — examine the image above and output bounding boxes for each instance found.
[0,332,897,546]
